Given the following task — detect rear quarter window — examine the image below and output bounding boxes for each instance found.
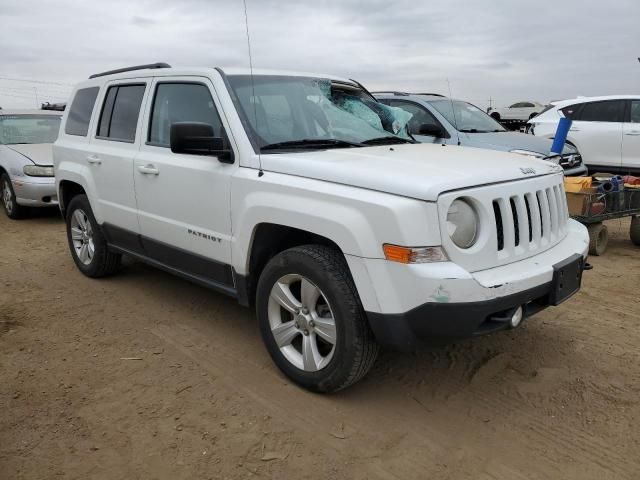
[65,87,100,136]
[560,104,582,119]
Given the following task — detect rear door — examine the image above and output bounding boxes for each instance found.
[133,76,236,287]
[88,80,149,240]
[566,100,624,170]
[621,100,640,171]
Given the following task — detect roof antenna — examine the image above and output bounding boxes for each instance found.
[243,0,263,177]
[446,78,461,146]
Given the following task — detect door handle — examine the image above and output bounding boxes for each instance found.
[569,128,580,132]
[138,164,160,175]
[625,131,640,136]
[86,155,101,165]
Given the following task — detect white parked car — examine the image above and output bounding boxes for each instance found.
[528,95,640,175]
[488,101,547,123]
[54,63,589,392]
[0,109,62,219]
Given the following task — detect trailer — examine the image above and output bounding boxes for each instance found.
[569,188,640,255]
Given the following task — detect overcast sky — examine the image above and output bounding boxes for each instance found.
[1,0,639,109]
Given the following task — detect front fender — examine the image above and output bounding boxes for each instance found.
[230,169,442,275]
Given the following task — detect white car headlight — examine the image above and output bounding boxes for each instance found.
[446,198,478,249]
[510,149,545,159]
[23,165,54,177]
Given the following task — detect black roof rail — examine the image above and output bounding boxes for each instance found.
[41,102,66,111]
[89,62,171,79]
[414,92,446,97]
[370,91,410,96]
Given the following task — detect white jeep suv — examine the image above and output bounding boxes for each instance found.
[54,63,590,392]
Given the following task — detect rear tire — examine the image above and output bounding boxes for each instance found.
[65,194,121,277]
[1,173,27,219]
[256,245,379,393]
[630,217,640,246]
[587,223,608,256]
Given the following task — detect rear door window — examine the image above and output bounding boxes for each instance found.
[97,84,146,142]
[65,87,99,136]
[561,104,582,119]
[575,100,625,122]
[629,100,640,123]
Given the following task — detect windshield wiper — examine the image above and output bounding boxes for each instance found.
[361,136,413,146]
[458,128,491,133]
[261,139,363,151]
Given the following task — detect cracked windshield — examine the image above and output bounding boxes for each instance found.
[227,75,413,151]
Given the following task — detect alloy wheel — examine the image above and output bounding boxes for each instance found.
[70,209,95,265]
[267,274,337,372]
[2,179,13,215]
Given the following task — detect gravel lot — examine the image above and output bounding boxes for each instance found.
[1,211,639,479]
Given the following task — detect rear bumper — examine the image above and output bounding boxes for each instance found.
[13,177,58,207]
[367,280,554,351]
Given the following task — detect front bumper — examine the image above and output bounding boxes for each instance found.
[367,267,575,351]
[12,177,58,207]
[347,220,590,350]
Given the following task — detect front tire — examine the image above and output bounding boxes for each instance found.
[256,245,379,393]
[65,194,121,277]
[1,173,27,219]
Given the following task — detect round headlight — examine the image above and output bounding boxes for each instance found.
[447,198,478,249]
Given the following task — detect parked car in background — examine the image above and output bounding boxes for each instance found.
[54,64,589,392]
[374,92,587,176]
[528,95,640,175]
[488,101,547,123]
[0,109,61,219]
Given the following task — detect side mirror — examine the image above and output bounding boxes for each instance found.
[170,122,234,163]
[417,123,444,137]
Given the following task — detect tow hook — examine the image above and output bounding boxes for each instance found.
[583,262,593,271]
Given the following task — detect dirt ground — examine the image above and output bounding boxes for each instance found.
[1,211,639,480]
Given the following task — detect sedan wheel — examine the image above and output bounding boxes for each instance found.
[2,178,13,215]
[1,173,25,219]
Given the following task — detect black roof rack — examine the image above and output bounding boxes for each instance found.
[89,62,171,79]
[41,102,66,111]
[414,92,446,97]
[370,91,410,96]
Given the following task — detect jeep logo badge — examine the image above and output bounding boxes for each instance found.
[520,167,536,175]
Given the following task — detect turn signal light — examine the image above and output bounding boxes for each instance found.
[383,244,448,264]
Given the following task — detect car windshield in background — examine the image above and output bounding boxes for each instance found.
[0,115,61,145]
[429,100,505,133]
[226,75,412,152]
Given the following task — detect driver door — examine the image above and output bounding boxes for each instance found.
[134,77,238,287]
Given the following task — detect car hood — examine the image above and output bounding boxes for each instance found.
[463,131,576,156]
[261,143,562,202]
[5,144,54,166]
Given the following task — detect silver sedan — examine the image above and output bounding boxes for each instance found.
[0,110,61,219]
